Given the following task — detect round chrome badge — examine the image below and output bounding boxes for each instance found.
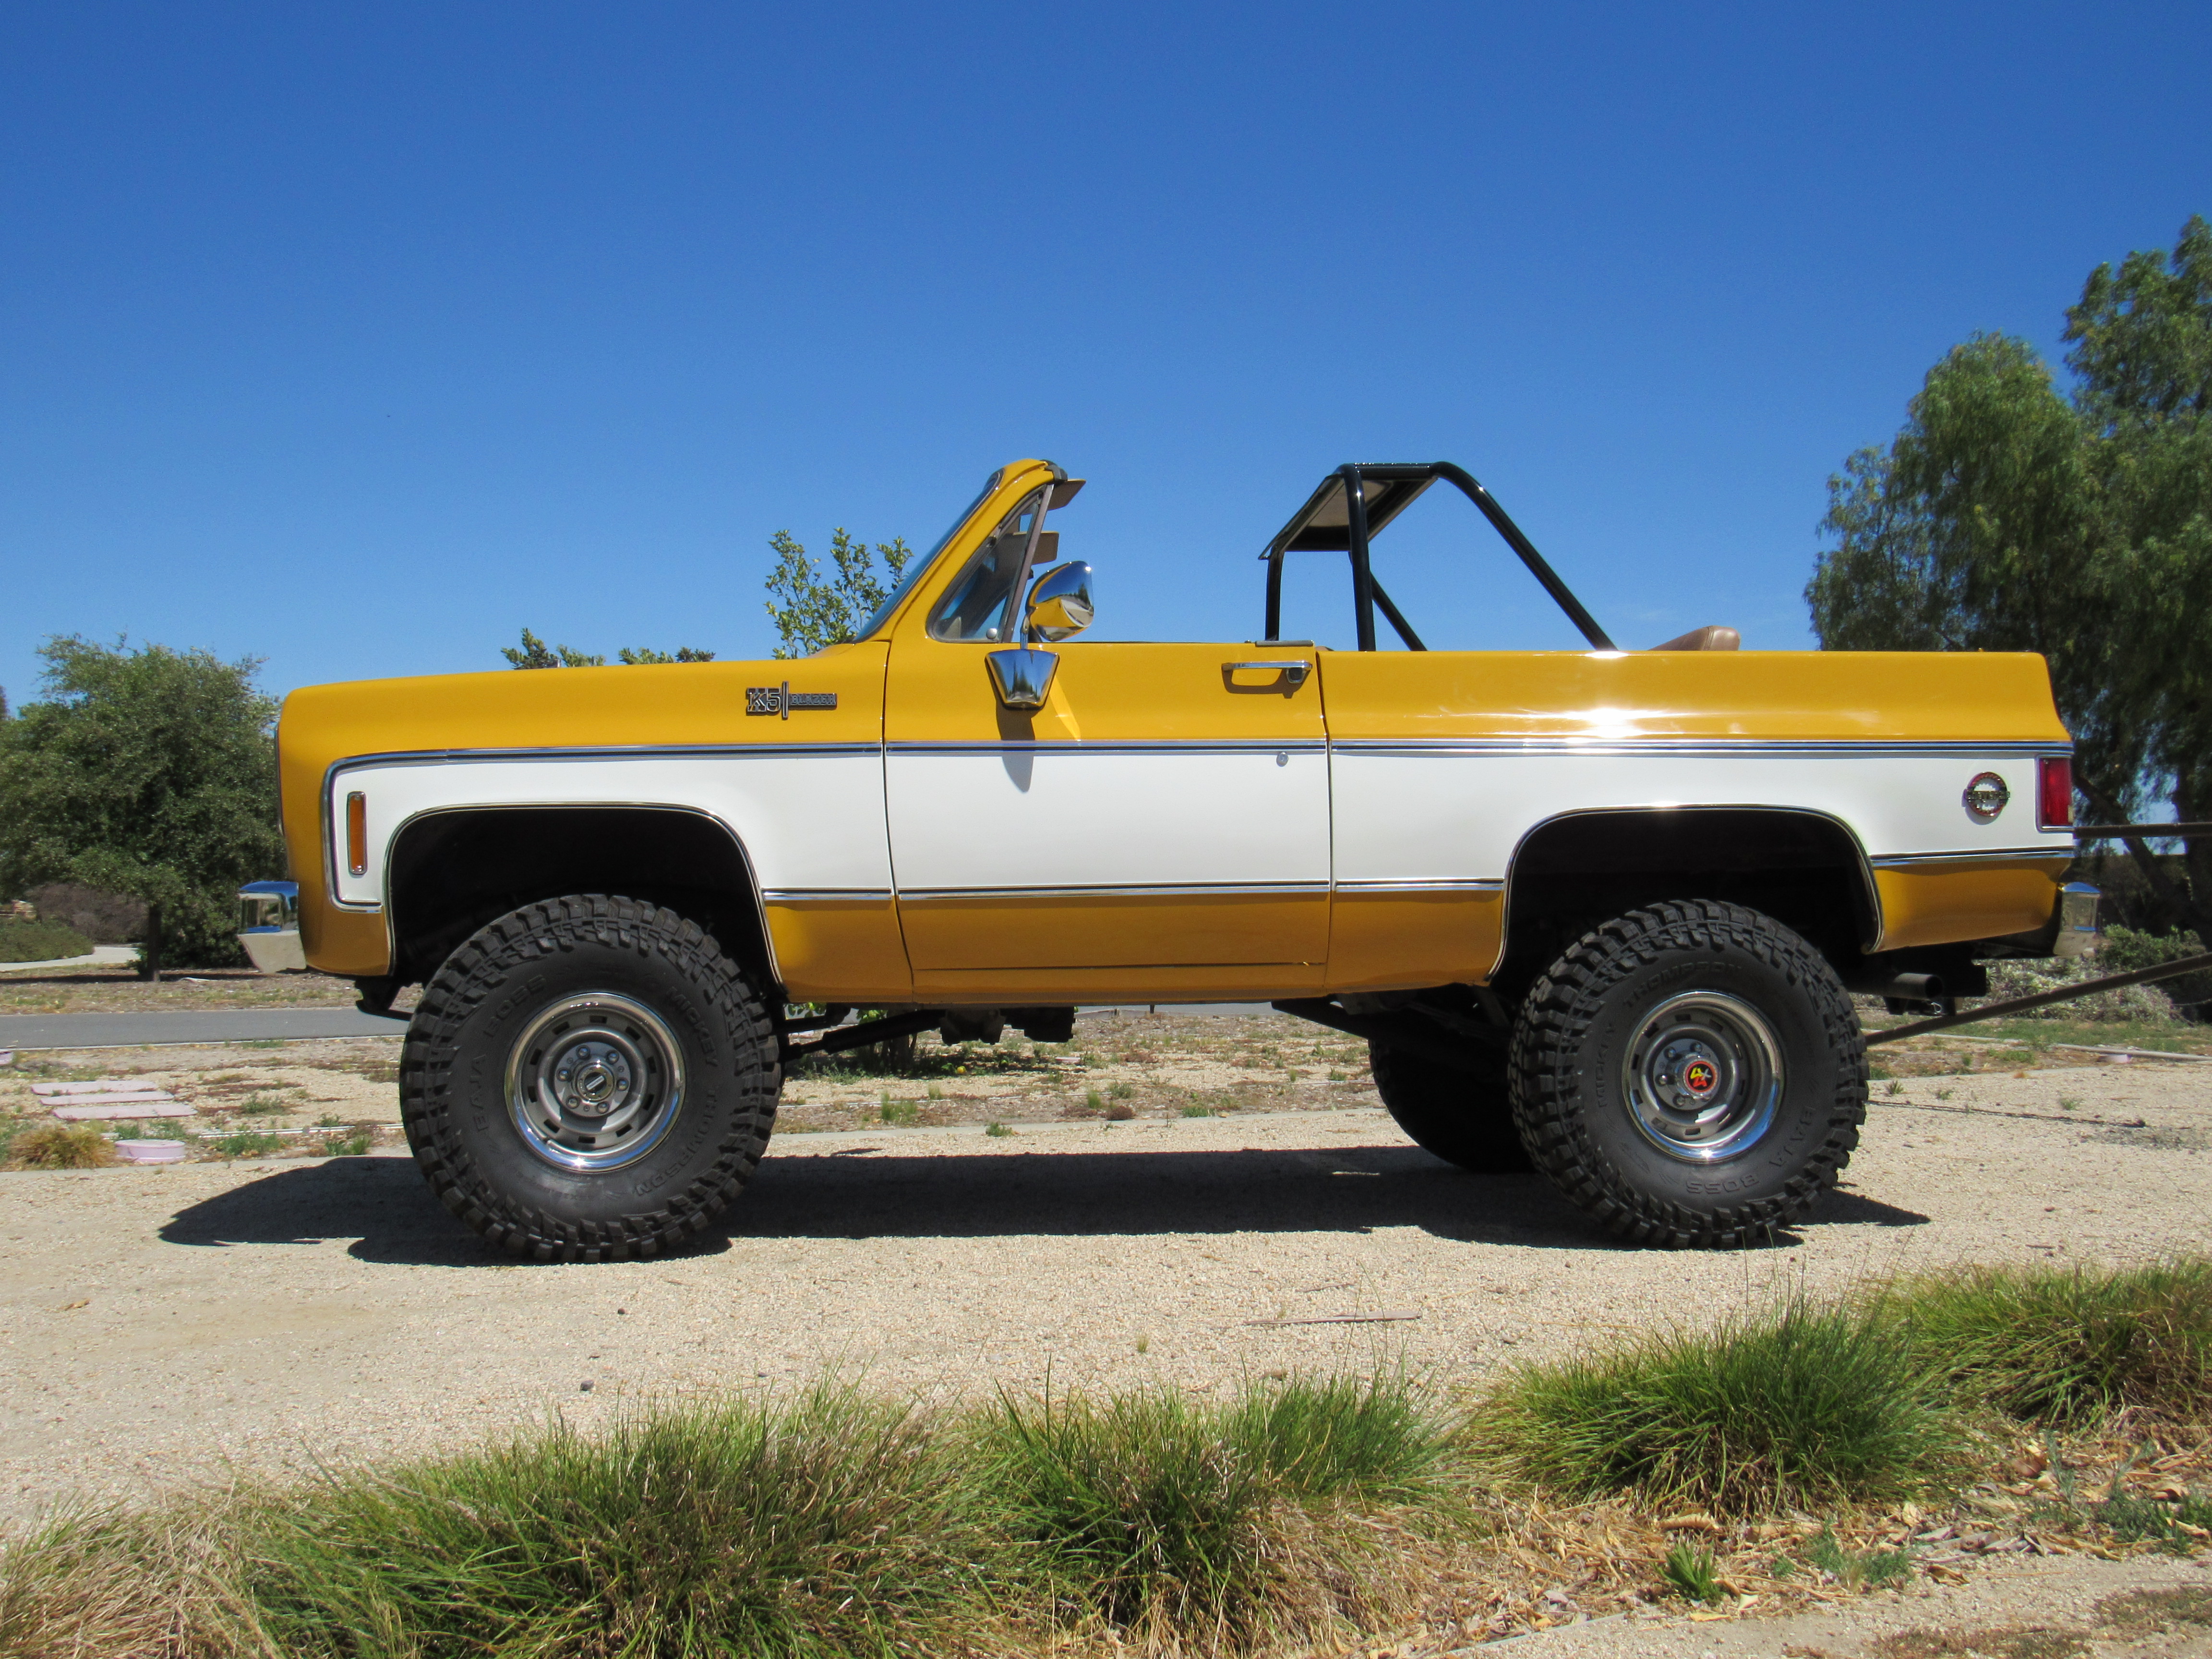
[1964,772,2011,823]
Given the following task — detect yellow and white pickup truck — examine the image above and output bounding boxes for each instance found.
[266,458,2091,1259]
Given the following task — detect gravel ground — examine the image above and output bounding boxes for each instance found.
[1495,1551,2212,1656]
[2,1023,2209,1525]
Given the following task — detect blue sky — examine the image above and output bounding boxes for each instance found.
[3,1,2208,703]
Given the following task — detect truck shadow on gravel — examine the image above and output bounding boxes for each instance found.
[157,1145,1928,1265]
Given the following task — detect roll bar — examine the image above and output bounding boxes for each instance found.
[1262,461,1615,651]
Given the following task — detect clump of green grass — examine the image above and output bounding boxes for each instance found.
[1470,1297,1958,1515]
[1886,1260,2212,1426]
[1804,1526,1913,1588]
[971,1374,1454,1649]
[317,1129,373,1157]
[0,1503,231,1656]
[2094,1491,2212,1551]
[985,1122,1013,1138]
[239,1386,993,1658]
[7,1123,118,1169]
[228,1093,290,1117]
[1180,1104,1214,1118]
[1660,1540,1721,1602]
[207,1130,285,1160]
[878,1096,920,1126]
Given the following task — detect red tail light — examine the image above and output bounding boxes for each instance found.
[2038,757,2074,830]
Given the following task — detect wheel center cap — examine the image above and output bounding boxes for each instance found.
[1681,1058,1718,1098]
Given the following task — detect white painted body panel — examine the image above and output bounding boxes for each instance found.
[1330,745,2076,883]
[328,742,2069,928]
[329,752,890,908]
[883,745,1330,893]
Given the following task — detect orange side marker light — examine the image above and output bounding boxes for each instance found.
[346,791,368,877]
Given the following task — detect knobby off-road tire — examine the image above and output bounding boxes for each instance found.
[400,894,779,1262]
[1508,900,1865,1249]
[1368,1039,1533,1173]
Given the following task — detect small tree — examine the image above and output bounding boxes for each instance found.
[501,628,715,668]
[0,637,283,977]
[1809,215,2212,939]
[764,529,912,658]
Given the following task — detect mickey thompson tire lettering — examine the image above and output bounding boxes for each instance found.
[398,894,779,1263]
[1368,1038,1533,1174]
[1507,899,1865,1250]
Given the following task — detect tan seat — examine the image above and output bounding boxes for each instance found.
[1649,625,1741,651]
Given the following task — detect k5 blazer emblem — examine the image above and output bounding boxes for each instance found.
[1963,772,2010,823]
[746,683,838,718]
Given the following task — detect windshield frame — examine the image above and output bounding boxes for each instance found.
[851,472,1004,645]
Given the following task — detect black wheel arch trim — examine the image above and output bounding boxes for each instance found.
[1490,804,1885,985]
[382,802,784,994]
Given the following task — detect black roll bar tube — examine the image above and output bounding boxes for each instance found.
[1386,462,1615,650]
[1261,461,1615,651]
[1342,464,1379,653]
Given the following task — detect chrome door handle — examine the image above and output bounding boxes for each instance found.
[1225,660,1310,685]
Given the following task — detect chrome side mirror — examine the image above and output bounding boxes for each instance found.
[1024,561,1094,643]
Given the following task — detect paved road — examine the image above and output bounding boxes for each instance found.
[0,1001,1281,1051]
[0,1007,411,1050]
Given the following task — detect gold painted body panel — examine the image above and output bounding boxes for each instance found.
[1327,890,1505,990]
[766,901,911,1003]
[280,645,891,977]
[896,892,1324,974]
[1318,649,2071,743]
[1874,860,2071,952]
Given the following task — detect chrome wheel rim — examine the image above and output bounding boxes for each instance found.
[505,992,685,1172]
[1619,990,1783,1163]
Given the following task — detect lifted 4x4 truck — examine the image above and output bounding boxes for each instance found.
[266,459,2091,1259]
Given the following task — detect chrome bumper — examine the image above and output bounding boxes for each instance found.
[2054,883,2100,959]
[239,927,308,973]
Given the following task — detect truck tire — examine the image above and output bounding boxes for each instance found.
[399,894,779,1262]
[1368,1039,1532,1172]
[1509,900,1865,1249]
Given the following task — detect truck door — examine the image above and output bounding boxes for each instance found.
[883,486,1327,999]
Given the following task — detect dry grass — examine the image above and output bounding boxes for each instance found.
[3,1123,117,1169]
[4,1266,2210,1657]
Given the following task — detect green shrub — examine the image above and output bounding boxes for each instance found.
[207,1130,284,1160]
[2100,925,2212,1015]
[0,919,94,963]
[1887,1260,2212,1426]
[240,1386,993,1659]
[1470,1298,1959,1515]
[6,1123,117,1169]
[972,1375,1452,1647]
